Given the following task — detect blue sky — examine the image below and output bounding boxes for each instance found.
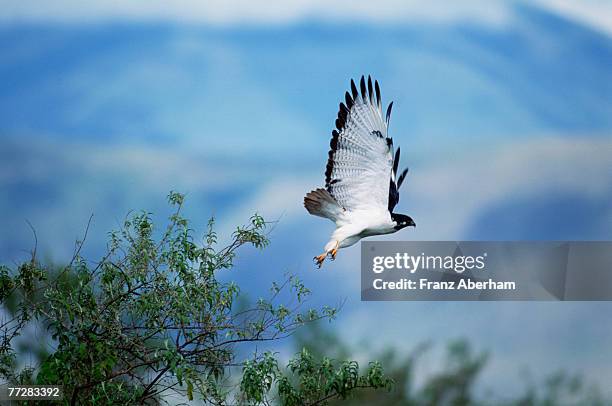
[1,0,612,398]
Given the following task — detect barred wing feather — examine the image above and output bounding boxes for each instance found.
[325,76,395,213]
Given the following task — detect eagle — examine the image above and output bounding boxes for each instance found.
[304,75,415,268]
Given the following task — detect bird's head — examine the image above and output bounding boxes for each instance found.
[391,213,416,231]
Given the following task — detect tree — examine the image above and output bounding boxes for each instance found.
[0,192,392,405]
[294,322,609,406]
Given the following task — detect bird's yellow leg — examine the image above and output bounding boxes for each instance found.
[329,241,339,261]
[314,253,327,268]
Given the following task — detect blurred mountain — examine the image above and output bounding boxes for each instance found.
[1,4,611,155]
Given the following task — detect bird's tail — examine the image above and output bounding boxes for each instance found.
[304,188,344,221]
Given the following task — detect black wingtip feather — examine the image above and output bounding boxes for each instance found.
[345,91,353,109]
[393,147,400,174]
[375,80,381,107]
[386,102,393,125]
[367,76,373,104]
[325,129,341,188]
[340,102,348,114]
[330,130,339,149]
[350,79,359,100]
[397,168,409,189]
[338,103,347,123]
[360,76,367,100]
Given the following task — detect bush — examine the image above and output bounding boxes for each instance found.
[0,192,392,405]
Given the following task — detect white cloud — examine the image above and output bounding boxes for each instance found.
[4,134,608,263]
[2,0,611,36]
[534,0,612,36]
[0,0,512,26]
[209,134,612,295]
[407,136,612,239]
[226,136,612,242]
[0,138,243,190]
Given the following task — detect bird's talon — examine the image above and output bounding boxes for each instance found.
[314,253,327,268]
[329,248,338,261]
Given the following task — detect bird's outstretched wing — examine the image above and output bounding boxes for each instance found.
[325,75,402,213]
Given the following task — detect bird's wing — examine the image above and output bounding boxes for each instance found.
[388,147,409,212]
[325,75,396,213]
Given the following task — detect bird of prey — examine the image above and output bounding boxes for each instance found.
[304,75,415,268]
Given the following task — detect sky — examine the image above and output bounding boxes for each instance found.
[1,0,612,399]
[1,0,612,34]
